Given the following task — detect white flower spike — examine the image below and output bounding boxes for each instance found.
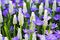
[52,0,56,11]
[44,9,48,26]
[30,12,35,22]
[18,8,24,26]
[13,14,17,24]
[9,1,14,15]
[45,0,49,8]
[39,2,44,15]
[23,2,27,14]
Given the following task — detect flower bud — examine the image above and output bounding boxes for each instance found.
[52,0,56,11]
[23,2,27,14]
[43,9,48,26]
[9,1,14,15]
[13,14,17,24]
[18,8,24,26]
[45,0,49,8]
[30,12,35,22]
[39,2,43,15]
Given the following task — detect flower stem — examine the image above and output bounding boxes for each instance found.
[14,24,16,37]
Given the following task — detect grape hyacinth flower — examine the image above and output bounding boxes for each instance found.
[43,9,48,34]
[52,0,56,11]
[39,2,44,16]
[30,12,35,30]
[9,0,14,15]
[13,14,17,24]
[18,8,24,26]
[23,2,27,14]
[43,9,48,27]
[45,0,49,8]
[13,14,17,36]
[29,12,36,40]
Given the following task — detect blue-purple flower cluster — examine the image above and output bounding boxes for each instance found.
[0,0,60,40]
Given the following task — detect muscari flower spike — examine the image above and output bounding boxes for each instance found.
[30,12,36,31]
[39,2,44,16]
[9,0,14,15]
[45,0,49,8]
[18,8,24,26]
[23,1,27,14]
[52,0,56,11]
[13,14,17,24]
[43,9,48,26]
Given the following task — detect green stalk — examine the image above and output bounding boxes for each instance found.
[4,23,12,40]
[43,25,46,34]
[29,33,32,40]
[20,25,22,40]
[52,11,55,17]
[14,24,16,37]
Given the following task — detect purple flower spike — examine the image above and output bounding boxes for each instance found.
[53,14,60,20]
[51,23,58,29]
[12,36,19,40]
